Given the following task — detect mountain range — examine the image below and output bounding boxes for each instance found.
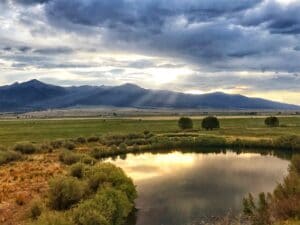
[0,79,299,112]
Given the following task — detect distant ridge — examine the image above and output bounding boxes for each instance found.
[0,80,299,112]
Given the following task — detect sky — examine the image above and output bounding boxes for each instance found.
[0,0,299,104]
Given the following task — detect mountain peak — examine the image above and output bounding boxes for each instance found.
[23,79,45,86]
[118,83,142,89]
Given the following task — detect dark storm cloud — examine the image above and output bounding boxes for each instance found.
[240,1,300,34]
[45,0,261,26]
[33,47,74,55]
[13,0,50,5]
[38,0,300,73]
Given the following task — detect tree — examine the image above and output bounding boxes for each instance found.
[178,117,193,130]
[201,116,220,130]
[265,116,279,127]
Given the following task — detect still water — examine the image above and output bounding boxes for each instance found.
[107,150,290,225]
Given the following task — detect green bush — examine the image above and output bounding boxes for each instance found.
[29,212,73,225]
[110,145,118,152]
[90,148,111,159]
[72,187,133,225]
[28,200,43,220]
[265,116,279,127]
[83,163,136,201]
[201,116,220,130]
[82,156,96,165]
[275,135,300,151]
[63,141,76,150]
[69,163,85,179]
[178,117,193,130]
[87,136,100,142]
[76,137,87,144]
[87,172,107,192]
[48,176,87,210]
[13,142,38,154]
[118,143,127,152]
[39,143,53,153]
[59,151,81,165]
[72,199,109,225]
[50,140,64,149]
[0,149,22,165]
[132,144,140,152]
[143,130,150,135]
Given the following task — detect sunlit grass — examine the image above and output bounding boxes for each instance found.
[0,117,299,146]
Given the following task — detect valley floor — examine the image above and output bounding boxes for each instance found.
[0,116,299,225]
[0,116,299,146]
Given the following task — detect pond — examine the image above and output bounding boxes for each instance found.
[106,150,291,225]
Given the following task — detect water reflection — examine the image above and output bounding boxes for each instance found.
[106,150,290,225]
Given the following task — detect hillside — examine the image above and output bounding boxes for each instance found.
[0,80,298,112]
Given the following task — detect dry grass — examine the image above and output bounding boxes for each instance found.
[0,153,64,225]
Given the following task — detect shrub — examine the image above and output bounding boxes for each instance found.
[72,199,109,225]
[13,142,38,154]
[82,156,96,165]
[119,143,127,152]
[69,163,85,179]
[178,117,193,130]
[63,141,76,150]
[50,139,64,149]
[143,130,150,135]
[90,148,110,159]
[59,151,81,165]
[265,116,279,127]
[132,144,140,152]
[243,155,300,225]
[110,145,118,152]
[85,163,137,202]
[87,136,99,142]
[28,200,43,220]
[48,176,87,210]
[275,135,300,151]
[76,137,87,144]
[72,187,133,225]
[201,116,220,130]
[126,133,144,139]
[87,172,106,192]
[40,143,53,153]
[0,150,22,165]
[29,212,73,225]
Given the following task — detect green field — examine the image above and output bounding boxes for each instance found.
[0,116,299,146]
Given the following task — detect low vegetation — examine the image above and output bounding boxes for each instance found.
[14,142,38,154]
[0,147,22,165]
[31,162,137,225]
[243,155,300,225]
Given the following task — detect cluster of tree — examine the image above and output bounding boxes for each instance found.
[178,116,280,130]
[178,116,220,130]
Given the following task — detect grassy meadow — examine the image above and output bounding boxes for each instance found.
[0,116,299,146]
